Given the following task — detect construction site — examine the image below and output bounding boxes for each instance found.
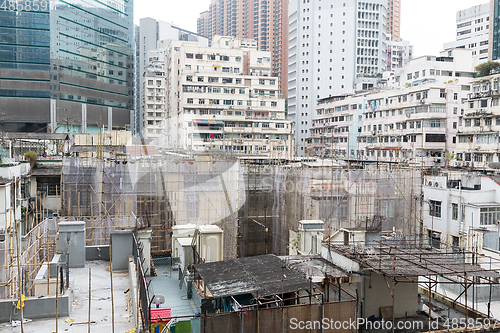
[2,136,500,331]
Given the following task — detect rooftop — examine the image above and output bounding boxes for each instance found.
[329,245,500,280]
[193,254,313,299]
[11,261,135,333]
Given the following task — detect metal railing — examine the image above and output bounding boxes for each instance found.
[133,233,152,332]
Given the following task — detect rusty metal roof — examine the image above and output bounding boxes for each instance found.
[194,254,313,299]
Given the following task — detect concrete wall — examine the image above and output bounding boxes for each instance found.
[0,295,70,322]
[363,272,418,318]
[111,230,133,271]
[86,245,110,261]
[58,221,86,268]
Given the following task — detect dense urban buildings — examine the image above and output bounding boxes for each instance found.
[0,0,135,133]
[386,0,401,39]
[196,0,289,96]
[137,18,208,136]
[288,0,388,155]
[444,3,490,63]
[456,72,500,169]
[386,37,413,71]
[164,36,293,158]
[307,48,477,166]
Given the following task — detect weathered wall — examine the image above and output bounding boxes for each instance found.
[363,272,418,318]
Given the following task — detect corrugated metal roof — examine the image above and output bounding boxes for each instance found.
[194,254,313,298]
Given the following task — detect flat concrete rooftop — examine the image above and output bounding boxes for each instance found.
[0,260,136,332]
[149,264,198,318]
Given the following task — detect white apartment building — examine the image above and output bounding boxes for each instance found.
[142,61,166,141]
[455,73,500,169]
[137,18,209,135]
[165,36,294,159]
[288,0,387,156]
[308,94,367,158]
[386,37,413,71]
[308,49,477,166]
[423,174,500,251]
[443,3,490,63]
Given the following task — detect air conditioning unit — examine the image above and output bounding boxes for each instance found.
[265,140,270,143]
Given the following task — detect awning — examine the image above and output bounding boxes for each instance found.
[193,119,224,126]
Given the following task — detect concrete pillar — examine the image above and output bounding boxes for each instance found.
[58,221,86,268]
[107,107,113,131]
[50,99,57,133]
[82,104,87,133]
[137,229,152,276]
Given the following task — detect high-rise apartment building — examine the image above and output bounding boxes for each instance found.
[444,3,489,63]
[288,0,387,155]
[164,36,293,158]
[197,0,289,96]
[386,0,401,39]
[136,18,208,136]
[0,0,134,133]
[197,11,210,37]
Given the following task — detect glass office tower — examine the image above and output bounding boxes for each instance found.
[0,0,134,132]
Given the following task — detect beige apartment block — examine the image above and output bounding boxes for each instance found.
[165,36,294,159]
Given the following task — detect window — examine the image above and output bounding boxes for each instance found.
[452,203,458,220]
[480,207,500,225]
[429,200,441,218]
[37,176,61,196]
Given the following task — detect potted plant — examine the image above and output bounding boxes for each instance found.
[25,151,38,168]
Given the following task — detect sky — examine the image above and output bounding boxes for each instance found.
[134,0,488,58]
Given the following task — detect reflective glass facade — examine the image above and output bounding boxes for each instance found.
[0,0,134,131]
[493,0,500,60]
[0,6,51,70]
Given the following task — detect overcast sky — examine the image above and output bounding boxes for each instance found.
[134,0,488,57]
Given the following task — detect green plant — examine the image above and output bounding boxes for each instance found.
[24,151,37,160]
[287,233,301,252]
[475,61,500,76]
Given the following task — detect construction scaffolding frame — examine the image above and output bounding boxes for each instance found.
[326,239,500,332]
